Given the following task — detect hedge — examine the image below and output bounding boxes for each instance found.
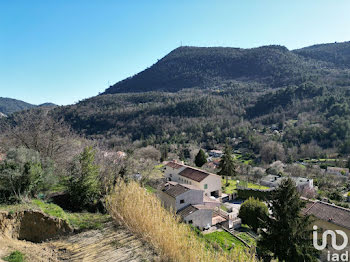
[236,187,274,200]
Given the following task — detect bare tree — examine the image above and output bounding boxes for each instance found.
[0,108,83,171]
[260,141,286,163]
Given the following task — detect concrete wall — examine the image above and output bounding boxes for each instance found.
[183,209,212,229]
[200,175,222,197]
[164,165,222,197]
[159,188,203,212]
[175,190,203,211]
[159,191,176,212]
[164,166,186,182]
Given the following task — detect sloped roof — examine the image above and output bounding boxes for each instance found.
[162,183,190,198]
[166,161,184,169]
[303,201,350,229]
[166,160,219,182]
[177,205,198,218]
[179,167,210,182]
[177,204,211,218]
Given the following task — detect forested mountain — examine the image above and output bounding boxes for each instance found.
[104,43,350,94]
[0,97,56,115]
[0,97,36,115]
[6,41,350,159]
[294,41,350,68]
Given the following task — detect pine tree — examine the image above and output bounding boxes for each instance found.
[160,144,168,162]
[257,178,319,262]
[194,149,207,167]
[66,146,100,211]
[217,144,236,185]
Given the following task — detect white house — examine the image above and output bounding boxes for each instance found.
[260,175,313,192]
[159,181,214,229]
[164,161,222,197]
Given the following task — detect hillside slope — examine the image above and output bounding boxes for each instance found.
[0,97,36,115]
[0,97,56,115]
[294,41,350,68]
[52,42,350,154]
[104,45,335,94]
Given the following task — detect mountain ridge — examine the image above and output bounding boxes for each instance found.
[0,97,56,115]
[104,42,350,94]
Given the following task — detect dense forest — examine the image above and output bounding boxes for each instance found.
[36,42,349,160]
[3,41,350,160]
[104,43,350,94]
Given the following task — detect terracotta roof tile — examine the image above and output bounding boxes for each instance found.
[304,201,350,229]
[162,183,190,198]
[166,161,184,169]
[179,167,210,182]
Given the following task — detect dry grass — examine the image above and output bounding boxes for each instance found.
[107,180,257,262]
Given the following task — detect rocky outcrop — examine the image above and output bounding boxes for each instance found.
[0,210,73,243]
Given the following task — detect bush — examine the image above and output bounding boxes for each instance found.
[3,251,25,262]
[0,147,53,203]
[328,191,343,202]
[238,197,268,231]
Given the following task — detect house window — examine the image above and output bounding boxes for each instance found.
[204,184,208,189]
[180,199,185,204]
[188,220,193,224]
[170,174,172,177]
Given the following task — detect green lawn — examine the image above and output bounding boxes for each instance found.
[236,232,256,247]
[67,212,111,230]
[222,179,269,194]
[31,199,68,220]
[303,158,337,163]
[145,185,157,193]
[203,231,246,250]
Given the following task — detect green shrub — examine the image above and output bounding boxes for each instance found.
[238,197,268,231]
[3,251,25,262]
[0,147,52,203]
[236,188,273,200]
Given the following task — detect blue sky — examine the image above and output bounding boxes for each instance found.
[1,1,350,105]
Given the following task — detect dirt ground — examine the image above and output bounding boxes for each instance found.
[0,223,159,262]
[0,237,59,262]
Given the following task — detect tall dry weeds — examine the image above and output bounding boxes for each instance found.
[107,180,257,262]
